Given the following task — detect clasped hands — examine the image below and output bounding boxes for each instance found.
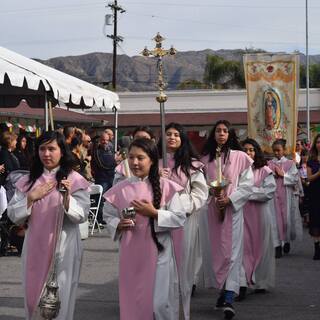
[213,189,230,211]
[274,166,284,178]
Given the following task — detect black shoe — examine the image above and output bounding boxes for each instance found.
[215,295,225,310]
[275,246,282,259]
[235,286,247,301]
[254,289,267,294]
[191,284,196,297]
[98,220,107,225]
[223,303,235,319]
[283,242,290,254]
[313,242,320,260]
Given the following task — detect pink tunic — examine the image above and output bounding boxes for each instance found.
[115,162,126,175]
[268,159,294,241]
[104,177,183,320]
[202,151,253,289]
[15,171,90,319]
[243,166,272,284]
[160,154,204,274]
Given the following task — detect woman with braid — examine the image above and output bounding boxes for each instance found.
[158,122,208,320]
[103,138,186,320]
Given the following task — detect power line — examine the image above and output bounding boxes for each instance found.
[126,10,309,36]
[126,1,320,9]
[1,1,320,16]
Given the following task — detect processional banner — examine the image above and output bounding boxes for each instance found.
[243,53,299,155]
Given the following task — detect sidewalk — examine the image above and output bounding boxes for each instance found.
[1,229,319,319]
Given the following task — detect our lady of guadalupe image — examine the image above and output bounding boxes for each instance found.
[264,89,281,131]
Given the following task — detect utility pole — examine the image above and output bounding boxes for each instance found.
[306,0,310,142]
[106,0,125,91]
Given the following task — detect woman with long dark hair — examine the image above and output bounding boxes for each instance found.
[7,131,90,320]
[158,122,208,320]
[307,133,320,259]
[103,138,186,320]
[14,133,30,170]
[268,139,300,259]
[200,120,253,320]
[239,138,276,298]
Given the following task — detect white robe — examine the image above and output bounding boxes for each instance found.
[7,186,90,320]
[240,173,277,290]
[103,176,186,320]
[270,158,300,246]
[177,170,208,320]
[199,165,254,294]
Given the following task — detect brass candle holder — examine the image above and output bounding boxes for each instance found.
[209,178,230,222]
[209,146,229,222]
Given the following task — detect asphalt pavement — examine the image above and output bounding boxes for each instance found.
[1,228,319,320]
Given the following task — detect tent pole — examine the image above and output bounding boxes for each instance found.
[45,93,49,132]
[113,106,118,152]
[48,100,55,131]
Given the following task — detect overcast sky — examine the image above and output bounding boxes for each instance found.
[1,0,320,59]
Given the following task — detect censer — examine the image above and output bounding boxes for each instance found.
[38,268,60,319]
[39,187,66,319]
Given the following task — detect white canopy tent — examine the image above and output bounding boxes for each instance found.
[0,46,120,145]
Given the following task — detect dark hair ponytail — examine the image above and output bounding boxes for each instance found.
[129,138,164,252]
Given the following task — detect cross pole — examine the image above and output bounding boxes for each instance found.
[141,33,177,167]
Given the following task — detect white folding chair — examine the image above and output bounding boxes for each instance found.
[88,184,103,235]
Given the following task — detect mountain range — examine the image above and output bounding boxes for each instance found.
[38,49,320,92]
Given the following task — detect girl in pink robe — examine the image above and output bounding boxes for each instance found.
[239,138,276,299]
[268,139,299,259]
[103,138,186,320]
[200,120,254,320]
[158,123,208,320]
[7,131,90,320]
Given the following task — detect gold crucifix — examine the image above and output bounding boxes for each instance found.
[141,32,177,103]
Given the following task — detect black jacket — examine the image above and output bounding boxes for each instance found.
[0,149,20,185]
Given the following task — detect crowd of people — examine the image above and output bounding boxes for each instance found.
[0,121,319,320]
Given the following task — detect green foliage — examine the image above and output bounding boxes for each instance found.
[300,63,320,88]
[300,65,306,88]
[203,55,225,87]
[203,55,245,89]
[177,79,207,90]
[310,63,320,88]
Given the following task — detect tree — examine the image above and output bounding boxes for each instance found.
[300,65,306,88]
[203,55,245,89]
[310,63,320,88]
[203,55,226,88]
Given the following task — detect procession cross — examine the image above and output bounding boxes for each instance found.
[141,33,177,167]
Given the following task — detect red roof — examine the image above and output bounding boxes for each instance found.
[0,100,103,124]
[91,110,320,127]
